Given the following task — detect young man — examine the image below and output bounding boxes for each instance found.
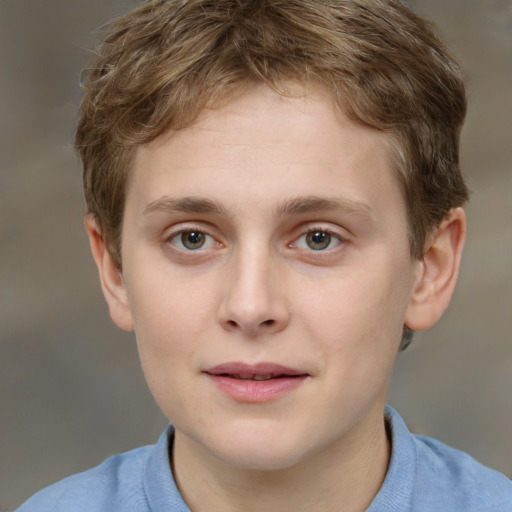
[17,0,512,510]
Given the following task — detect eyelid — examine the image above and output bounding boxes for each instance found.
[164,223,222,251]
[171,231,216,251]
[289,224,348,249]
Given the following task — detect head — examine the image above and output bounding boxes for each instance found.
[76,0,468,349]
[79,0,468,476]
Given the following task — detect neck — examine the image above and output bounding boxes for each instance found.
[172,411,390,512]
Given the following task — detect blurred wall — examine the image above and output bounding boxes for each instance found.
[1,0,511,509]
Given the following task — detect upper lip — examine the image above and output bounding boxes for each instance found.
[204,362,308,377]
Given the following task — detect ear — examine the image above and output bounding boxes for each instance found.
[405,207,466,332]
[85,216,134,331]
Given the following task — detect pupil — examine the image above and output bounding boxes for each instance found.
[182,231,205,249]
[307,231,331,250]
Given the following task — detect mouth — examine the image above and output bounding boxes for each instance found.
[204,362,309,402]
[220,373,291,381]
[205,362,308,380]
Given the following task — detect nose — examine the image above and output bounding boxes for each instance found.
[217,246,290,336]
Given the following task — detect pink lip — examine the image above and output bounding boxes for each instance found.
[204,362,309,403]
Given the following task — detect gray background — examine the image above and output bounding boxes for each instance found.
[1,0,511,510]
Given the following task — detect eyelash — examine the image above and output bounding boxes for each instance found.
[165,225,346,254]
[167,229,218,251]
[290,227,345,252]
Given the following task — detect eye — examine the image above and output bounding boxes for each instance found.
[170,230,216,251]
[294,229,342,251]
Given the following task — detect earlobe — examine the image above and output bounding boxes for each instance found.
[405,207,466,332]
[85,217,134,331]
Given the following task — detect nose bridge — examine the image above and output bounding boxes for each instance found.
[219,240,288,335]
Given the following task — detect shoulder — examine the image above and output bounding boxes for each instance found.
[376,406,512,512]
[412,433,512,511]
[16,444,154,512]
[16,426,191,512]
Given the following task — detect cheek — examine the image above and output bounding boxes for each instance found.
[128,281,212,422]
[298,260,412,358]
[128,263,216,339]
[125,270,217,398]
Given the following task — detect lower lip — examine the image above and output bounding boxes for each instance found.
[207,374,308,403]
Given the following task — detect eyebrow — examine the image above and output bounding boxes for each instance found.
[274,195,375,220]
[143,196,227,216]
[143,194,374,221]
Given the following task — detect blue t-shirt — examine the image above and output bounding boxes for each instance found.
[16,406,512,511]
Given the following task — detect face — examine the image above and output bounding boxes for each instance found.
[116,85,422,471]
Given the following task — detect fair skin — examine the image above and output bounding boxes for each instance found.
[87,84,465,512]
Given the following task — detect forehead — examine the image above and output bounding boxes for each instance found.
[127,84,404,224]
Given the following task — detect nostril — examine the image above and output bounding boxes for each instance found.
[262,319,275,327]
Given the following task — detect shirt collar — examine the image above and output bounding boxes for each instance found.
[366,405,417,511]
[144,425,191,511]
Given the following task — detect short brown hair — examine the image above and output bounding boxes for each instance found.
[76,0,468,276]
